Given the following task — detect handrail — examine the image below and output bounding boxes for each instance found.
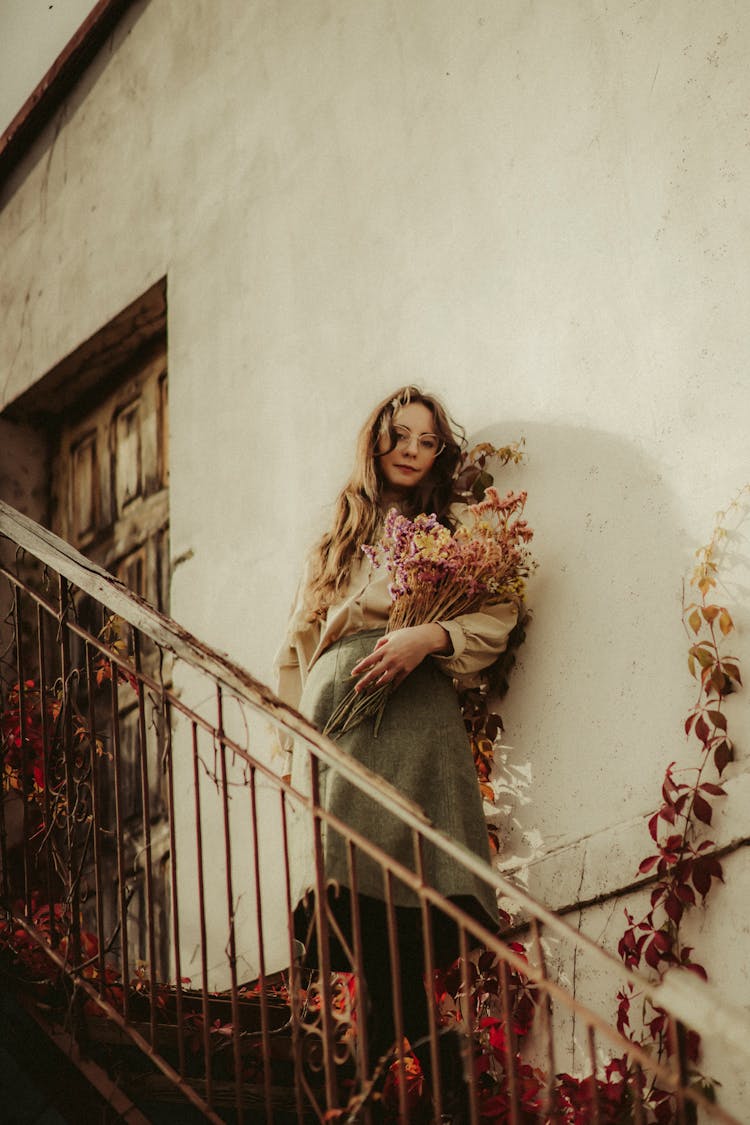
[2,498,746,1046]
[1,496,748,1123]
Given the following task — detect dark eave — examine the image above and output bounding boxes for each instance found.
[0,0,141,191]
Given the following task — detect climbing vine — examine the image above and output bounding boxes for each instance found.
[611,486,748,1117]
[454,470,747,1122]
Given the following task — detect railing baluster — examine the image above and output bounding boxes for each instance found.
[13,587,31,919]
[587,1024,601,1125]
[217,684,245,1125]
[249,763,274,1120]
[163,697,186,1077]
[279,783,307,1125]
[629,1061,647,1125]
[191,719,214,1108]
[345,838,370,1103]
[109,658,129,1021]
[669,1016,691,1125]
[499,958,521,1125]
[58,576,81,967]
[133,632,158,1047]
[531,919,558,1123]
[36,602,56,949]
[413,832,442,1121]
[309,749,339,1115]
[383,869,407,1125]
[84,643,106,993]
[459,926,480,1125]
[0,665,9,901]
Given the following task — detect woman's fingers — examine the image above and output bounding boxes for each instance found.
[352,659,392,693]
[351,647,394,693]
[351,633,419,693]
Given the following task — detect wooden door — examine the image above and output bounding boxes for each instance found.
[50,341,171,975]
[52,344,169,610]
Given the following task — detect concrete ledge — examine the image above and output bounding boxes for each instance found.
[499,766,750,920]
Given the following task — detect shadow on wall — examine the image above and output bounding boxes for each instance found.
[469,419,685,877]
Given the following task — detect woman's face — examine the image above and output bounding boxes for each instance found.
[376,401,442,494]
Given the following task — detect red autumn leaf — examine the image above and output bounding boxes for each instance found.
[674,883,696,906]
[664,893,683,925]
[661,770,679,799]
[706,709,727,731]
[618,929,637,953]
[700,781,726,796]
[507,941,527,956]
[714,739,734,774]
[638,855,659,875]
[694,715,710,744]
[692,856,723,898]
[651,885,667,908]
[644,930,673,969]
[722,661,741,684]
[692,793,713,824]
[673,792,691,816]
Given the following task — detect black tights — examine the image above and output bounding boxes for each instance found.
[295,888,474,1104]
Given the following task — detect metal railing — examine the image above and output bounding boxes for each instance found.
[0,497,748,1125]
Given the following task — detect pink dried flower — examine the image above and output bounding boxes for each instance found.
[324,492,535,737]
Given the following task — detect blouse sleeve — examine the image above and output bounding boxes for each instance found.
[272,561,318,760]
[428,499,521,679]
[432,599,518,680]
[271,639,301,763]
[274,640,304,713]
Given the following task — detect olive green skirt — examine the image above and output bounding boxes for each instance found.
[289,629,497,925]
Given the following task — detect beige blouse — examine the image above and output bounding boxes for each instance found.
[273,504,519,715]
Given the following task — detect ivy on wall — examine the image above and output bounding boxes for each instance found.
[456,461,748,1122]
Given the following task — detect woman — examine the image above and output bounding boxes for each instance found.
[274,387,518,1115]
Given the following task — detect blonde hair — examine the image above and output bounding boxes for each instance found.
[304,386,464,621]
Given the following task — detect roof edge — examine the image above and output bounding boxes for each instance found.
[0,0,142,191]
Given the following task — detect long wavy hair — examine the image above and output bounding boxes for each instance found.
[303,386,465,621]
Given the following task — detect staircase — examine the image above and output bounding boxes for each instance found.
[1,497,748,1125]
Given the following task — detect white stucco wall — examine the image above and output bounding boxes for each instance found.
[1,0,749,1107]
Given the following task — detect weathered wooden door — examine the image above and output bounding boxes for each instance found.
[51,341,171,974]
[52,344,169,609]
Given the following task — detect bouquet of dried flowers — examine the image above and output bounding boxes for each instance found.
[323,487,534,737]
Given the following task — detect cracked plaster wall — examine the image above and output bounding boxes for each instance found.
[0,0,749,1107]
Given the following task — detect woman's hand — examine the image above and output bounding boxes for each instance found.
[350,624,452,694]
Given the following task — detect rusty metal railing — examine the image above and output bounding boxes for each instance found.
[1,497,748,1124]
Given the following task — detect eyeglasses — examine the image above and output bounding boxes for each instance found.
[389,425,445,456]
